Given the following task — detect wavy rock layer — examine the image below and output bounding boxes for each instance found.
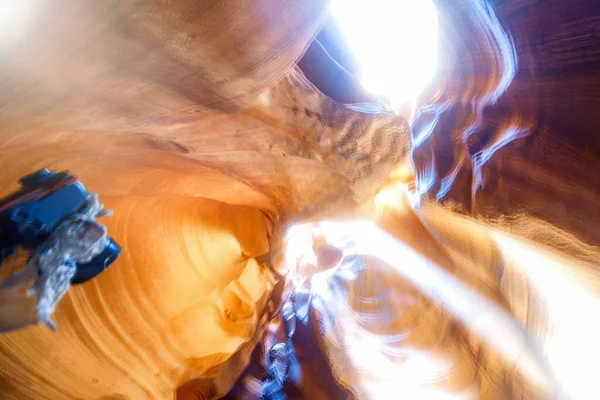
[0,1,411,398]
[1,0,599,398]
[411,0,600,248]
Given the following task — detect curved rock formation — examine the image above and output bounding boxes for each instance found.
[1,0,599,398]
[0,1,408,397]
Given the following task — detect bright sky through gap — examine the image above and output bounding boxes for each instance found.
[330,0,438,111]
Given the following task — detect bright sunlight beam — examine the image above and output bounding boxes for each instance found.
[330,0,438,114]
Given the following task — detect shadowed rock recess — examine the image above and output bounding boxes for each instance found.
[0,0,599,399]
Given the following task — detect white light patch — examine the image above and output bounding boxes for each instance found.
[0,1,34,45]
[330,0,438,112]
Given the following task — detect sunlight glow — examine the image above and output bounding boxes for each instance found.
[0,1,33,45]
[492,232,600,400]
[286,215,556,398]
[330,0,439,111]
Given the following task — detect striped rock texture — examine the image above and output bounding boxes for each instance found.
[0,0,599,399]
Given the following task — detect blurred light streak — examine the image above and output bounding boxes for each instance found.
[354,221,556,392]
[472,122,531,194]
[285,212,558,397]
[407,0,519,200]
[492,232,600,400]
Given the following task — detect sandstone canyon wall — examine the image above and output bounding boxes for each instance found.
[0,0,599,399]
